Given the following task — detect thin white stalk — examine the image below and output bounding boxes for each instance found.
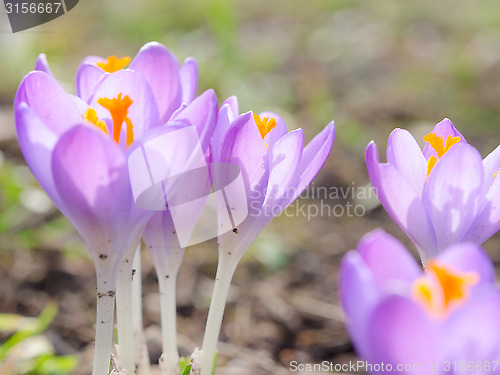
[116,257,136,374]
[131,246,150,374]
[200,254,238,375]
[93,277,116,375]
[132,245,143,333]
[158,272,179,375]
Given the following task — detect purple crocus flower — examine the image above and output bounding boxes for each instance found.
[200,97,335,375]
[340,230,500,375]
[14,42,212,375]
[366,118,500,262]
[211,97,336,266]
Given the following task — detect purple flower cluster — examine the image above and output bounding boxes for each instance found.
[338,119,500,375]
[14,42,335,375]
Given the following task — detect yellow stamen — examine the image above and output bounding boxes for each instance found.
[253,112,277,139]
[97,56,131,73]
[423,132,461,178]
[412,261,478,318]
[494,168,500,178]
[82,107,108,135]
[97,93,134,147]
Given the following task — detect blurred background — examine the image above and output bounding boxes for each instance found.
[2,0,500,374]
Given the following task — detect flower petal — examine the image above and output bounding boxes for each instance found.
[222,96,239,118]
[482,144,500,187]
[76,62,106,103]
[89,69,160,143]
[357,229,421,286]
[15,71,82,135]
[258,111,288,147]
[219,112,269,209]
[179,57,198,105]
[366,141,438,260]
[444,291,500,364]
[423,144,485,250]
[15,103,63,209]
[437,243,495,285]
[423,118,467,159]
[263,129,304,211]
[211,103,234,164]
[34,54,52,76]
[290,122,335,203]
[129,42,182,122]
[386,128,427,198]
[172,89,218,152]
[339,251,380,359]
[463,176,500,245]
[52,125,132,264]
[367,295,441,371]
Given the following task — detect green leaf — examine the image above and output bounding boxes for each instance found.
[30,354,78,375]
[212,351,217,375]
[0,302,58,360]
[181,363,192,375]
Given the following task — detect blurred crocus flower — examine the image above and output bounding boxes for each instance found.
[200,97,335,375]
[15,42,213,375]
[340,230,500,374]
[366,119,500,262]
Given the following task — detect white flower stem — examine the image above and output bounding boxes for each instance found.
[132,245,143,333]
[200,253,237,375]
[92,277,116,375]
[158,272,179,375]
[116,256,136,374]
[131,245,150,374]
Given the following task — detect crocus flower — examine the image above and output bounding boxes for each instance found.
[200,97,335,375]
[340,230,500,375]
[366,118,500,262]
[15,42,214,375]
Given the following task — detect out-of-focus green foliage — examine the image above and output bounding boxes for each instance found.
[0,303,77,375]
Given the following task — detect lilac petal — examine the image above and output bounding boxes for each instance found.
[357,229,421,286]
[463,175,500,245]
[129,42,182,122]
[423,144,485,250]
[52,125,132,264]
[289,122,335,203]
[211,103,234,163]
[482,144,500,188]
[263,129,304,211]
[15,71,82,135]
[444,291,500,364]
[366,141,438,260]
[339,251,380,359]
[258,111,288,147]
[219,112,269,208]
[34,54,52,76]
[222,96,239,118]
[367,295,441,371]
[15,103,63,209]
[89,69,160,143]
[386,128,427,198]
[461,146,500,245]
[423,118,467,159]
[172,89,218,152]
[76,62,106,103]
[179,57,198,105]
[436,243,495,285]
[143,210,185,278]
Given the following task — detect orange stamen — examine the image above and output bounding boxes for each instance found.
[97,56,131,73]
[82,107,108,135]
[423,132,461,178]
[97,93,134,147]
[412,261,478,318]
[253,112,277,139]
